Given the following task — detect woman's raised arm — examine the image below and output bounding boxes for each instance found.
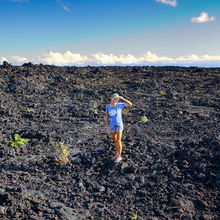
[119,96,132,107]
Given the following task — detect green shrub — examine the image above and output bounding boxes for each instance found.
[52,142,70,166]
[8,134,30,147]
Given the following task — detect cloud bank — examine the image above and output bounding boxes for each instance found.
[191,12,216,23]
[38,51,88,65]
[156,0,177,7]
[2,51,220,67]
[11,55,27,62]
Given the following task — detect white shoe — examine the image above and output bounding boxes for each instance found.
[111,155,117,161]
[114,156,122,163]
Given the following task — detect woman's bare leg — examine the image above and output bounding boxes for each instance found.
[111,132,120,158]
[116,130,123,157]
[111,130,123,159]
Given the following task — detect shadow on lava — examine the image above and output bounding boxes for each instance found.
[0,164,36,174]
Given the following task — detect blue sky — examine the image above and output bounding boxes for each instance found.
[0,0,220,66]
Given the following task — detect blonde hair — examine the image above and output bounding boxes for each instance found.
[111,93,119,99]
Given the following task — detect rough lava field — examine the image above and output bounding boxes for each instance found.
[0,62,219,220]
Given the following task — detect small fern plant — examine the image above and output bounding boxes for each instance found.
[52,142,70,166]
[8,134,30,147]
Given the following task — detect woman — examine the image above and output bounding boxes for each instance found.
[105,93,132,163]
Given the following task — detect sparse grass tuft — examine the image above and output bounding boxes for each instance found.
[131,212,137,220]
[141,114,148,123]
[90,101,98,114]
[159,90,166,95]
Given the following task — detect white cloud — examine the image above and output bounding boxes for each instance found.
[176,54,220,62]
[38,51,88,65]
[138,51,174,63]
[11,55,28,62]
[56,0,70,12]
[156,0,177,7]
[1,56,27,65]
[40,51,220,66]
[191,12,216,23]
[92,52,177,65]
[2,51,220,67]
[1,57,9,62]
[92,53,138,65]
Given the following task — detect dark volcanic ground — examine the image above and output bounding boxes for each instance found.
[0,63,219,220]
